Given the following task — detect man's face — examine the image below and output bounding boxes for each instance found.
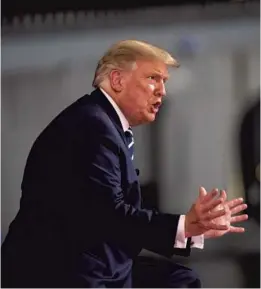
[118,59,169,126]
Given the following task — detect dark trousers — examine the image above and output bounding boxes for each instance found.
[2,253,201,288]
[132,256,201,288]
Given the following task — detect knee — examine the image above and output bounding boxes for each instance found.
[186,268,201,288]
[168,264,201,288]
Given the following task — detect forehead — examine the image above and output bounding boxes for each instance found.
[134,59,169,78]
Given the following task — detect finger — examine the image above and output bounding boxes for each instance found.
[226,198,244,209]
[199,187,207,202]
[203,207,227,221]
[200,188,219,204]
[231,214,248,224]
[201,197,224,213]
[229,226,245,233]
[220,190,227,202]
[205,222,229,231]
[231,204,248,215]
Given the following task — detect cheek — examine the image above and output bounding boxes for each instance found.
[148,84,155,92]
[127,82,154,111]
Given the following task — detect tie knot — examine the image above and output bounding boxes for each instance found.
[125,127,133,138]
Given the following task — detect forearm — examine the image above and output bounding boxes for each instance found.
[99,197,181,256]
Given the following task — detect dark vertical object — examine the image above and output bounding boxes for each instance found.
[239,97,260,224]
[238,96,260,287]
[238,252,260,288]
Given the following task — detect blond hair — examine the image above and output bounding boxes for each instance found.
[92,39,179,88]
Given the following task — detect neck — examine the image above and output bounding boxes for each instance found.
[99,84,136,127]
[99,84,116,100]
[99,84,123,111]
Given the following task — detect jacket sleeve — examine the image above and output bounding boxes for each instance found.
[70,117,191,258]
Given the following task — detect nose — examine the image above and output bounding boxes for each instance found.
[156,81,166,98]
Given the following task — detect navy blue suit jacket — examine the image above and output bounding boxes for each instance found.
[1,89,191,288]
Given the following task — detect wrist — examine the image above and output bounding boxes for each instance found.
[184,215,192,238]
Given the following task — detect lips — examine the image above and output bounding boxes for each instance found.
[151,102,161,113]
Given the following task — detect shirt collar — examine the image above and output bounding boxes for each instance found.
[99,88,130,132]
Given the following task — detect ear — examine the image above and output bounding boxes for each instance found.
[109,69,125,92]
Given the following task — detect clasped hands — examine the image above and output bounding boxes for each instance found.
[185,187,248,239]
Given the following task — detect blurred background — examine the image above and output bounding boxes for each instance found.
[1,0,260,287]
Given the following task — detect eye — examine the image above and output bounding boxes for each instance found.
[148,75,157,81]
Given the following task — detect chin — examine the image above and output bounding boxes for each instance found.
[134,113,156,126]
[145,113,156,123]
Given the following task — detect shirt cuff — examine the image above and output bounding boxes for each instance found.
[174,215,188,249]
[174,215,204,249]
[191,234,204,249]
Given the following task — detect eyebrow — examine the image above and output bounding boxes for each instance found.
[155,72,169,81]
[151,70,169,78]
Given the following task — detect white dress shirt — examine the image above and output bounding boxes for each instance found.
[100,88,204,249]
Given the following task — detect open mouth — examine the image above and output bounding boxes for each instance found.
[151,102,161,112]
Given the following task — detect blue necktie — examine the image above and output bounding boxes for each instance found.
[124,127,134,160]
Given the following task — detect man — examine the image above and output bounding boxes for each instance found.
[1,40,248,288]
